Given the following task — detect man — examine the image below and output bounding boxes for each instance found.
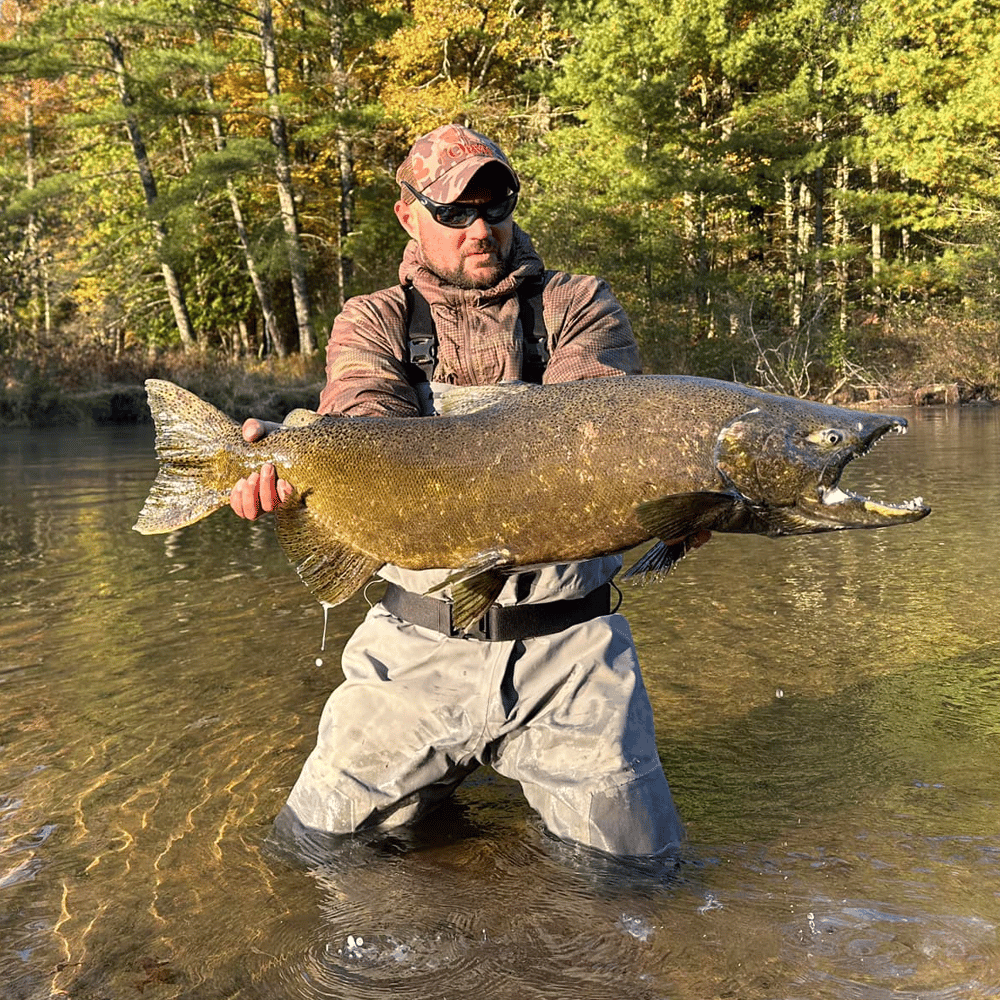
[231,124,694,856]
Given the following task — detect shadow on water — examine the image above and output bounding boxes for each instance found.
[1,407,999,998]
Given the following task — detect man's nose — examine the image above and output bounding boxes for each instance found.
[465,214,492,239]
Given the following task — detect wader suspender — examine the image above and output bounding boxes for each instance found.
[402,275,550,385]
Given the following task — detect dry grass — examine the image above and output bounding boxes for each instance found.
[0,345,328,427]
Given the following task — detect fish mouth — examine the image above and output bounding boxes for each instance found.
[800,422,931,528]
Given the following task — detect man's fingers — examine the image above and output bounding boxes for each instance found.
[242,418,266,443]
[258,463,279,512]
[230,471,261,520]
[229,465,293,520]
[242,418,285,443]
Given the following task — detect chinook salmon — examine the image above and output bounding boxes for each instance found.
[134,376,930,629]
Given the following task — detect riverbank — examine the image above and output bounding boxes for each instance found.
[1,347,996,428]
[0,352,328,427]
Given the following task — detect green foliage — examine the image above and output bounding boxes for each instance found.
[0,0,997,393]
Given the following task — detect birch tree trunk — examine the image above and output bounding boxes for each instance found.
[23,82,51,342]
[834,155,849,337]
[812,100,825,311]
[258,0,315,356]
[104,31,196,351]
[327,0,354,312]
[784,173,802,330]
[198,26,282,357]
[870,158,883,310]
[796,179,810,328]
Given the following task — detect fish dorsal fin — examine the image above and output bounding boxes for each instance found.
[282,408,325,428]
[428,549,514,630]
[437,381,539,417]
[274,493,381,607]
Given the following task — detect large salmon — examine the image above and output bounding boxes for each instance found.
[133,376,930,629]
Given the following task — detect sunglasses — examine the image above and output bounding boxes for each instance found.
[402,180,518,229]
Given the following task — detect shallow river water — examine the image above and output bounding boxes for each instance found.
[1,403,999,1000]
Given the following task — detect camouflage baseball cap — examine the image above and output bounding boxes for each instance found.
[396,124,518,204]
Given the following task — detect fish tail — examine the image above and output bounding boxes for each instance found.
[133,379,247,535]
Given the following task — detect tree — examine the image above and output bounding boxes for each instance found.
[837,0,1000,307]
[102,22,196,350]
[256,0,315,355]
[372,0,558,139]
[0,0,72,354]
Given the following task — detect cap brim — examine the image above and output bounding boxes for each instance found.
[423,157,518,203]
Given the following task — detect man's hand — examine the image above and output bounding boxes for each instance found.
[229,419,294,520]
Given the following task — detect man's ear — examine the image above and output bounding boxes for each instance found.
[394,198,418,239]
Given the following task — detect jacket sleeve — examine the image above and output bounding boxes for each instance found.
[317,289,423,417]
[541,272,642,383]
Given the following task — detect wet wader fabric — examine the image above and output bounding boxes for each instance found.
[285,608,684,856]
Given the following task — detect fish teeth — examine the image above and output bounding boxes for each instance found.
[821,486,852,506]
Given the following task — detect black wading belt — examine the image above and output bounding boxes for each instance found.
[381,581,613,641]
[402,274,550,384]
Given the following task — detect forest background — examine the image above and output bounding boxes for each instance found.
[2,0,999,424]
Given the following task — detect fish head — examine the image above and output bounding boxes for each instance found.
[714,401,930,534]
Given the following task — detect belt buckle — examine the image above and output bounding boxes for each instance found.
[438,595,489,639]
[463,610,492,641]
[461,601,504,640]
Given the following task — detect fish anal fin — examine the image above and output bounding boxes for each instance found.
[451,572,507,632]
[623,539,689,582]
[428,549,514,631]
[274,493,380,606]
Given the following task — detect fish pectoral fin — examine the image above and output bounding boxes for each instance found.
[428,550,513,631]
[274,495,381,607]
[622,539,689,582]
[634,491,743,540]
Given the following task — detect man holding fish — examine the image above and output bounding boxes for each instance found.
[230,124,703,856]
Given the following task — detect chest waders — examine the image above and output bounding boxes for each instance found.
[381,275,613,639]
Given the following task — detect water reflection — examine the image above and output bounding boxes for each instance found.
[1,407,999,999]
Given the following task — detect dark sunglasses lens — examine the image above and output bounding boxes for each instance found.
[434,204,479,227]
[433,192,518,228]
[482,192,518,224]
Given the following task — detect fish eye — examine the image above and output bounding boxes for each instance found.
[806,428,844,446]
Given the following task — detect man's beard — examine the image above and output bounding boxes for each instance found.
[431,239,515,290]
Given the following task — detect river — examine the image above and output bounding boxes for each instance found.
[1,403,999,999]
